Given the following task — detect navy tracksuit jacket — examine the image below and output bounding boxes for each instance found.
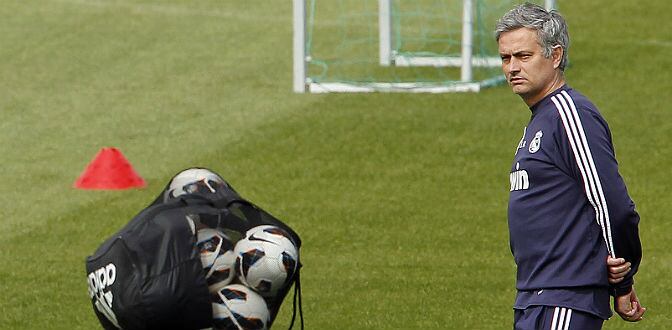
[508,85,642,319]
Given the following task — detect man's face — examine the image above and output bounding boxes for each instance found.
[498,28,559,105]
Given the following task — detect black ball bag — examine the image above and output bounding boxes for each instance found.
[86,199,215,330]
[86,176,302,329]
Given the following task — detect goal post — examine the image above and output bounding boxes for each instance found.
[461,0,474,82]
[293,0,307,93]
[294,0,556,93]
[378,0,392,66]
[377,0,555,70]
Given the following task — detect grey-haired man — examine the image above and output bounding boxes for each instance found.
[496,3,645,329]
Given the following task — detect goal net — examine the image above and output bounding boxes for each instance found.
[293,0,556,93]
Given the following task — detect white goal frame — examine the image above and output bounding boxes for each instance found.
[293,0,556,93]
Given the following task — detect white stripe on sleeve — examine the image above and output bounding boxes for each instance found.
[551,92,615,257]
[560,91,615,256]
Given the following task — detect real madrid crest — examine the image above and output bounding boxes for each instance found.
[528,130,543,153]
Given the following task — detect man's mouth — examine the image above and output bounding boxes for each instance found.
[510,77,525,84]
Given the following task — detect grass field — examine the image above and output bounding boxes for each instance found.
[1,0,671,329]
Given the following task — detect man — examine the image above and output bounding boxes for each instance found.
[496,3,645,329]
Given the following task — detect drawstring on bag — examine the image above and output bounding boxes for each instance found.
[288,266,304,330]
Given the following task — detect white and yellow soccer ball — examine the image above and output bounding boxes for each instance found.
[233,225,299,298]
[211,284,270,330]
[197,228,237,293]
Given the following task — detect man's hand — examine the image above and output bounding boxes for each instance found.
[607,256,631,284]
[614,287,646,322]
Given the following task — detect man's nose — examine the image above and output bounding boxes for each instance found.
[508,57,521,73]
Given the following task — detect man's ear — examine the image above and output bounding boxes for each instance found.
[552,45,563,69]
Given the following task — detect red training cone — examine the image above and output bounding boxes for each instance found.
[74,147,146,190]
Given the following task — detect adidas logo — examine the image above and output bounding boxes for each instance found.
[87,263,120,328]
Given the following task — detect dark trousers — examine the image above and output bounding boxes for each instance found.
[514,305,604,330]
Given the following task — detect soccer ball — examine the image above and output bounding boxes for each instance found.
[164,168,229,202]
[233,225,299,297]
[211,284,270,330]
[197,228,237,293]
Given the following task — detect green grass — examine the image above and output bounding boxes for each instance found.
[1,0,671,329]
